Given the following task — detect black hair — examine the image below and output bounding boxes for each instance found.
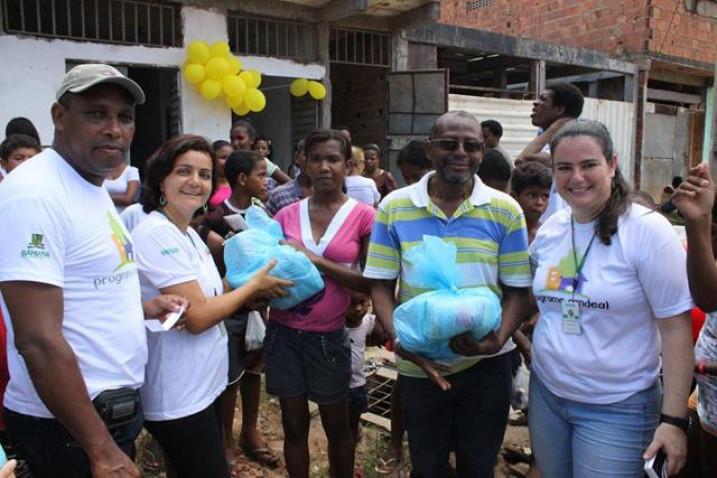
[671,176,683,190]
[224,150,264,189]
[363,143,381,156]
[478,149,512,185]
[0,134,41,160]
[511,161,552,194]
[550,119,630,245]
[429,111,481,139]
[140,134,216,214]
[480,120,503,139]
[305,129,352,161]
[212,140,231,152]
[548,83,584,119]
[5,117,41,144]
[294,138,305,154]
[252,136,271,149]
[230,119,256,140]
[397,139,431,169]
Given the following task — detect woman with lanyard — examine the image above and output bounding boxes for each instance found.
[265,129,375,478]
[132,135,291,477]
[528,120,694,477]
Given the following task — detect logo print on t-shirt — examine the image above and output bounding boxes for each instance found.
[542,248,588,295]
[108,212,135,270]
[21,233,50,259]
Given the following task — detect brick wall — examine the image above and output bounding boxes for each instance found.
[649,0,717,65]
[441,0,716,65]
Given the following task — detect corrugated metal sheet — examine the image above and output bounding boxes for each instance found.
[448,95,635,183]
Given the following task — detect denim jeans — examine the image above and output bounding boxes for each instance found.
[5,406,143,478]
[529,373,660,478]
[400,353,512,478]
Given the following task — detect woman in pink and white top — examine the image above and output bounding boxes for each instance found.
[266,129,375,478]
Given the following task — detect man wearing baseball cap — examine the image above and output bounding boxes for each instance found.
[0,64,184,477]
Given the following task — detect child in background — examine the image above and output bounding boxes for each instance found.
[478,148,512,193]
[396,139,432,186]
[253,136,280,192]
[345,291,384,446]
[510,162,552,244]
[0,134,41,183]
[208,140,234,208]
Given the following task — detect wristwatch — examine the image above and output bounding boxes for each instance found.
[660,413,690,431]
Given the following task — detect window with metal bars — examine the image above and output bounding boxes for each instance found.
[227,12,311,60]
[466,0,493,12]
[329,27,390,67]
[1,0,181,47]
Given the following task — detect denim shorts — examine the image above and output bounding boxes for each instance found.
[348,385,369,414]
[264,320,351,404]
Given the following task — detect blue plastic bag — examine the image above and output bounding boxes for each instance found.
[224,206,324,310]
[394,235,502,361]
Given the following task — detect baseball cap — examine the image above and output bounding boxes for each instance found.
[56,64,146,105]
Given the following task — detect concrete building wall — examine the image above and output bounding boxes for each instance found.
[0,4,324,146]
[440,0,717,66]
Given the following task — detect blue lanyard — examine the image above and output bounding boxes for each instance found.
[570,216,596,295]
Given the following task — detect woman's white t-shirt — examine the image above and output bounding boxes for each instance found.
[133,211,228,421]
[530,204,693,404]
[104,165,140,214]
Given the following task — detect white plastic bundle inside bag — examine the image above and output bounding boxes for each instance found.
[394,235,502,361]
[224,206,324,310]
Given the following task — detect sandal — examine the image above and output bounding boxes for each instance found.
[375,457,401,475]
[240,444,281,468]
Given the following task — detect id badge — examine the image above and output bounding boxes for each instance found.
[561,301,582,335]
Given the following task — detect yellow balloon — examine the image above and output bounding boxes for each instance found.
[184,64,206,85]
[290,78,308,97]
[249,69,262,88]
[226,94,245,108]
[187,40,210,64]
[227,56,242,75]
[200,79,222,100]
[244,89,266,112]
[308,81,327,100]
[238,71,255,89]
[209,41,230,58]
[232,103,251,116]
[206,57,229,80]
[222,76,247,100]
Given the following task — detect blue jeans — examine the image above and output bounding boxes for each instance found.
[5,406,143,478]
[400,353,512,478]
[529,373,660,477]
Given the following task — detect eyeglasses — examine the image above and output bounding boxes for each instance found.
[429,138,484,153]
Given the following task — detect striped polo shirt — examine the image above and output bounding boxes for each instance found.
[364,171,531,376]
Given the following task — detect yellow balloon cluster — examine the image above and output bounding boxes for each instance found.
[183,40,266,115]
[290,78,326,100]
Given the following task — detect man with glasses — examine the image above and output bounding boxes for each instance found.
[365,111,531,477]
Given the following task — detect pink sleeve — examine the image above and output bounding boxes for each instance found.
[360,205,376,237]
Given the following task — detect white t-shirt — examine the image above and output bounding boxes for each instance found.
[348,314,375,388]
[133,211,228,421]
[103,165,140,214]
[0,149,147,418]
[120,203,149,233]
[530,204,693,404]
[345,175,380,206]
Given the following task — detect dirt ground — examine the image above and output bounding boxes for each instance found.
[137,385,532,478]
